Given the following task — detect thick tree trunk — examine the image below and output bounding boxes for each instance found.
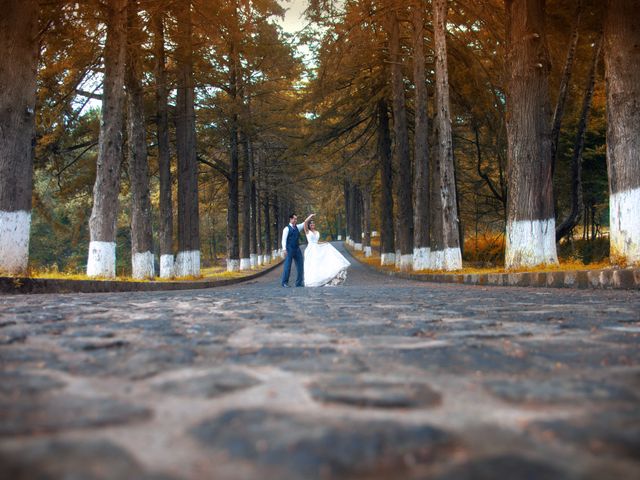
[264,192,272,263]
[362,186,372,257]
[550,0,583,175]
[556,32,602,242]
[412,1,430,271]
[226,16,241,272]
[87,0,127,277]
[352,184,363,250]
[126,0,154,279]
[240,133,251,270]
[378,99,396,265]
[432,0,462,271]
[0,0,38,274]
[388,10,414,271]
[251,148,259,266]
[344,181,352,245]
[175,0,200,277]
[504,0,558,269]
[151,5,174,278]
[272,193,280,257]
[605,0,640,264]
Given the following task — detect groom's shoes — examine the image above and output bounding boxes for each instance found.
[282,283,290,288]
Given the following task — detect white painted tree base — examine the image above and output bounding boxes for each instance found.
[399,254,413,272]
[132,251,155,279]
[175,250,200,277]
[159,254,174,278]
[395,250,401,268]
[364,246,372,257]
[381,252,396,266]
[610,187,640,264]
[250,254,258,267]
[412,247,431,271]
[506,218,558,269]
[429,247,462,271]
[227,259,240,272]
[257,255,264,266]
[354,243,363,251]
[240,258,251,270]
[264,254,271,264]
[87,241,116,278]
[337,235,342,240]
[0,210,31,274]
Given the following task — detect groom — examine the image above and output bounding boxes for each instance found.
[281,213,306,287]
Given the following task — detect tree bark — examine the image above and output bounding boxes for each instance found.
[504,0,558,269]
[151,5,174,278]
[240,133,251,269]
[126,0,154,279]
[432,0,462,271]
[605,0,640,264]
[175,0,200,276]
[556,32,602,242]
[87,0,127,278]
[226,9,240,272]
[251,146,259,265]
[362,185,372,257]
[412,0,430,271]
[550,0,583,175]
[388,9,414,270]
[378,99,396,264]
[0,0,38,274]
[264,191,272,262]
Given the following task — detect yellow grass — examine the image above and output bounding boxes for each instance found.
[349,245,611,276]
[3,259,280,283]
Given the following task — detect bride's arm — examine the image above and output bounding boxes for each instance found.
[303,213,315,235]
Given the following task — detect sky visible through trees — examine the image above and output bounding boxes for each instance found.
[0,0,638,278]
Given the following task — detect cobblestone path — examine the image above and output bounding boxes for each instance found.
[1,244,639,479]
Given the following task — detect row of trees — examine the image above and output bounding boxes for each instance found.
[0,0,638,277]
[1,0,304,277]
[306,0,639,271]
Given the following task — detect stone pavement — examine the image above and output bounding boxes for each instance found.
[1,244,639,479]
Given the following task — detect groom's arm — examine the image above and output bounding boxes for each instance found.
[281,227,289,253]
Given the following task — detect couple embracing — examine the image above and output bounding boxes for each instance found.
[281,213,351,288]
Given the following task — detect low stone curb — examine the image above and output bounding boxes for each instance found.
[349,251,640,290]
[0,259,283,295]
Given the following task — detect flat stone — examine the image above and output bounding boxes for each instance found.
[153,369,259,398]
[484,378,638,404]
[0,439,176,480]
[191,409,455,478]
[0,394,151,436]
[434,454,574,480]
[309,376,442,408]
[529,408,640,460]
[0,371,65,396]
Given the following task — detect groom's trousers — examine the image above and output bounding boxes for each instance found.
[282,248,304,287]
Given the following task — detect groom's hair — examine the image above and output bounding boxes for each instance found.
[289,213,296,220]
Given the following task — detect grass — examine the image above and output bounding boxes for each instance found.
[2,258,281,283]
[351,233,613,276]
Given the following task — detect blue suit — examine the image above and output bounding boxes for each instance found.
[281,224,304,287]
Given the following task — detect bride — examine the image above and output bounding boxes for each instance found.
[303,216,351,287]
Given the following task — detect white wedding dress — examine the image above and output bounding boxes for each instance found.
[304,231,351,287]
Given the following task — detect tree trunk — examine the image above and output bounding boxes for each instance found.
[378,99,396,265]
[151,5,174,278]
[175,0,200,277]
[226,27,241,271]
[432,0,462,271]
[605,0,640,265]
[388,10,414,271]
[352,184,363,250]
[550,0,583,175]
[556,32,602,242]
[362,186,372,257]
[264,192,272,263]
[87,0,127,277]
[412,1,430,271]
[272,192,280,256]
[126,0,154,279]
[344,180,352,245]
[249,141,259,266]
[0,0,38,274]
[240,133,251,270]
[504,0,558,269]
